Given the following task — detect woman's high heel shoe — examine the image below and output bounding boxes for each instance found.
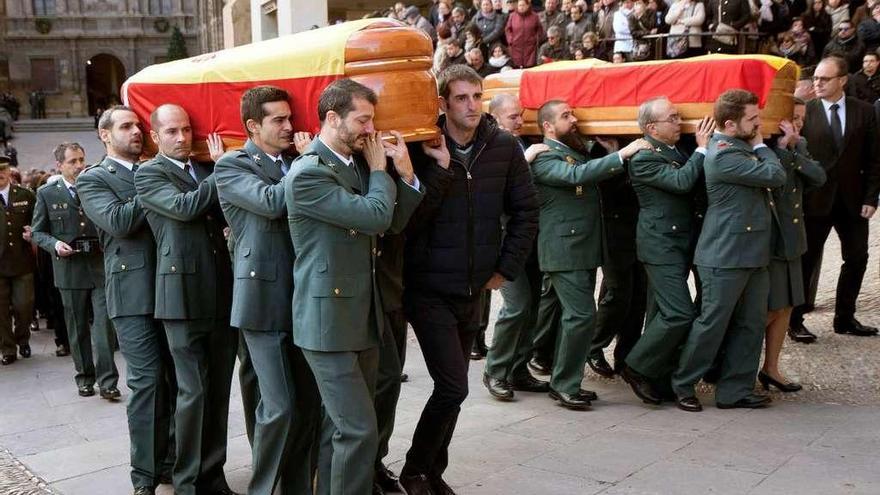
[758,371,803,393]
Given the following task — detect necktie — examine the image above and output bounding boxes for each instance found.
[277,159,288,177]
[183,163,197,183]
[0,194,6,209]
[829,103,843,152]
[69,185,79,203]
[132,163,140,172]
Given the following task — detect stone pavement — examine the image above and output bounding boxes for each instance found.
[5,130,106,172]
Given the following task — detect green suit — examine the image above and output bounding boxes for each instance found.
[77,157,175,490]
[135,156,236,495]
[31,179,118,390]
[624,136,704,381]
[215,140,320,495]
[0,184,35,358]
[531,137,623,395]
[286,138,421,495]
[672,134,786,404]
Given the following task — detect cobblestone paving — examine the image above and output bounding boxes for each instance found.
[0,449,56,494]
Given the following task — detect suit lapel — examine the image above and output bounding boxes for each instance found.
[312,139,361,193]
[646,136,684,166]
[244,140,283,184]
[156,155,198,191]
[543,137,586,163]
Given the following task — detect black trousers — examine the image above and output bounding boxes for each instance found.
[792,202,869,326]
[402,290,481,478]
[591,258,648,369]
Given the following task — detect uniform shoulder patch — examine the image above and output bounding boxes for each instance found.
[716,141,731,149]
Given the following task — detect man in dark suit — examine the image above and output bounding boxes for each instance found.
[135,104,237,495]
[789,56,880,342]
[77,106,176,495]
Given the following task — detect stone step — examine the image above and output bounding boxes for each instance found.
[12,118,95,133]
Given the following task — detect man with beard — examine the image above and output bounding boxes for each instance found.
[77,106,176,495]
[31,142,119,398]
[286,79,423,495]
[214,86,320,495]
[672,89,785,412]
[134,104,237,495]
[530,99,649,410]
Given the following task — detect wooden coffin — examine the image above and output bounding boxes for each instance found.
[123,18,440,161]
[482,55,800,136]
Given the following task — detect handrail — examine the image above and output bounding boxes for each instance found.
[592,31,772,59]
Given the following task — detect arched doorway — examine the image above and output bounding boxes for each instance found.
[86,54,126,117]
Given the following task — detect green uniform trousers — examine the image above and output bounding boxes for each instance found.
[531,273,561,365]
[546,269,598,395]
[672,267,769,404]
[60,287,119,390]
[112,315,176,489]
[591,260,648,369]
[237,331,259,447]
[242,329,321,495]
[485,257,542,382]
[304,347,379,495]
[375,309,407,469]
[625,263,697,380]
[0,273,34,356]
[163,319,238,495]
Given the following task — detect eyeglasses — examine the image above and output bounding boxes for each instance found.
[651,114,681,124]
[812,75,843,84]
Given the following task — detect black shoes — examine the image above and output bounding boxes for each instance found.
[788,323,818,343]
[716,393,771,409]
[469,331,488,360]
[510,374,550,393]
[399,473,434,495]
[19,344,31,358]
[133,487,155,495]
[375,464,403,493]
[758,371,803,393]
[1,355,15,365]
[400,373,409,383]
[676,396,703,412]
[833,318,879,337]
[100,387,122,400]
[549,388,592,410]
[621,366,662,405]
[527,357,552,375]
[56,344,70,357]
[78,385,95,397]
[587,355,615,378]
[483,373,514,401]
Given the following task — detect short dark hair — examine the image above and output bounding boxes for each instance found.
[820,55,849,76]
[53,142,84,163]
[240,86,289,137]
[714,89,759,126]
[865,51,880,61]
[98,105,136,133]
[437,64,482,99]
[537,99,567,133]
[317,79,378,123]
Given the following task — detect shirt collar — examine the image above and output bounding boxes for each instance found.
[318,137,354,166]
[821,94,846,111]
[108,156,135,171]
[161,154,192,170]
[62,177,76,190]
[0,184,9,198]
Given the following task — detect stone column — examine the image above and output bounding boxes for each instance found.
[277,0,327,35]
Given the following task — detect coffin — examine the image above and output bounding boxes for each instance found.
[122,18,440,162]
[482,55,800,136]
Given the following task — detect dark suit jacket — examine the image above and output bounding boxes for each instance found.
[801,96,880,217]
[0,185,35,277]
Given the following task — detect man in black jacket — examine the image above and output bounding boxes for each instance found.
[399,65,539,495]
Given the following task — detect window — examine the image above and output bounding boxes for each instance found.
[31,58,57,92]
[150,0,173,15]
[32,0,56,16]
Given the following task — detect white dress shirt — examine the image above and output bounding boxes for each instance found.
[108,157,136,172]
[162,154,198,182]
[821,94,847,136]
[318,137,421,191]
[0,184,9,206]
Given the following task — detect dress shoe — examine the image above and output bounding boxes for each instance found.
[133,487,155,495]
[676,396,703,412]
[549,388,591,410]
[758,371,802,393]
[621,366,662,405]
[1,355,16,365]
[469,331,488,360]
[399,473,435,495]
[56,344,70,357]
[430,476,456,495]
[18,344,31,358]
[510,374,550,393]
[375,464,403,493]
[579,389,599,401]
[833,318,879,337]
[527,356,552,375]
[78,385,95,397]
[788,324,817,343]
[716,393,771,409]
[99,387,121,400]
[483,373,514,400]
[587,355,615,378]
[400,373,409,383]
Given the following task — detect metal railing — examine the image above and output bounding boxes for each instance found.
[599,30,772,60]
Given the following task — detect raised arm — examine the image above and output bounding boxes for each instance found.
[76,171,147,237]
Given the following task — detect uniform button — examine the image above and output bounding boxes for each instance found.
[746,226,752,231]
[379,233,384,238]
[613,214,619,219]
[8,242,12,246]
[672,225,677,230]
[349,229,356,236]
[334,288,341,295]
[6,222,10,226]
[372,247,377,255]
[206,215,213,220]
[80,222,85,226]
[610,167,617,172]
[213,249,217,254]
[377,250,382,257]
[792,188,797,193]
[793,218,799,223]
[121,264,127,270]
[250,270,256,277]
[570,228,576,234]
[794,203,800,208]
[171,266,176,272]
[769,201,774,207]
[766,188,772,192]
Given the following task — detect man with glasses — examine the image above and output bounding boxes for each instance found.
[789,56,880,342]
[822,22,867,73]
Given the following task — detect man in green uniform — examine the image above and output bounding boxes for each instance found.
[620,97,713,404]
[214,86,320,495]
[77,106,175,495]
[135,104,237,495]
[531,99,649,409]
[286,79,423,495]
[672,89,786,412]
[0,158,35,365]
[31,142,119,398]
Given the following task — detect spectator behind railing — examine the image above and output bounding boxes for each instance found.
[630,0,658,60]
[804,0,833,52]
[791,16,819,66]
[404,6,438,44]
[539,0,570,44]
[567,3,595,55]
[823,20,867,72]
[826,0,850,31]
[858,3,880,52]
[488,42,516,71]
[539,25,571,62]
[506,0,545,67]
[613,0,636,58]
[474,0,507,46]
[665,0,705,58]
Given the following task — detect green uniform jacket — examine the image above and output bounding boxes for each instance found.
[629,136,705,265]
[286,139,423,352]
[531,137,623,272]
[771,139,826,261]
[215,140,293,332]
[0,185,35,277]
[76,158,156,318]
[135,155,232,321]
[693,134,786,269]
[31,180,104,289]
